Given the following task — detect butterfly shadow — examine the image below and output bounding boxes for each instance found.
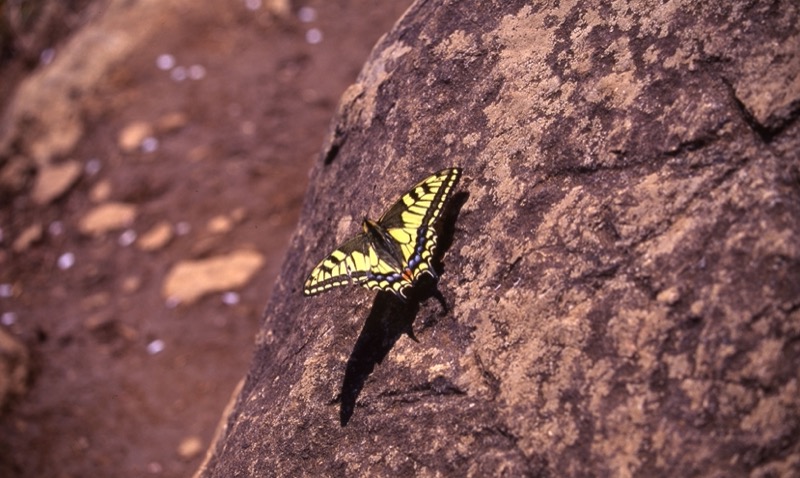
[338,190,469,426]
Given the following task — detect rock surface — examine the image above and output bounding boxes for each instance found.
[78,202,137,236]
[137,220,174,251]
[199,1,800,476]
[117,121,154,153]
[12,223,43,253]
[162,250,266,305]
[30,159,82,204]
[0,328,29,410]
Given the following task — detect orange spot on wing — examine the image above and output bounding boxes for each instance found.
[402,268,413,282]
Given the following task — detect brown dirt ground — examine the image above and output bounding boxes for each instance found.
[0,1,412,476]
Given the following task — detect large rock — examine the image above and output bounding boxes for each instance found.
[198,1,800,476]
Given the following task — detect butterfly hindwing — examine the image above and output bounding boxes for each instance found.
[362,247,408,296]
[303,167,461,298]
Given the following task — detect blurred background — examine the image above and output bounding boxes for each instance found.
[0,0,412,476]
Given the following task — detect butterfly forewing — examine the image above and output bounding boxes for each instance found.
[378,168,461,230]
[380,168,461,284]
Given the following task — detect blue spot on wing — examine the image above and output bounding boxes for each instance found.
[367,272,402,283]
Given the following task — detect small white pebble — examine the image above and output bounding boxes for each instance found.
[146,339,165,355]
[240,120,256,136]
[170,66,187,82]
[84,158,102,175]
[48,221,64,236]
[40,48,56,65]
[298,6,316,22]
[118,229,137,247]
[141,136,159,153]
[156,54,175,71]
[221,291,240,306]
[57,252,75,270]
[74,436,90,450]
[174,222,191,236]
[0,284,12,298]
[244,0,261,11]
[188,64,206,80]
[1,312,17,326]
[165,296,181,309]
[305,28,323,44]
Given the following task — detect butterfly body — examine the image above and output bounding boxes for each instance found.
[304,167,461,299]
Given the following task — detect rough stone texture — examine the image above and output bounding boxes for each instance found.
[0,328,30,412]
[11,223,43,253]
[0,0,167,167]
[0,0,289,169]
[162,250,266,305]
[137,220,174,252]
[30,159,82,204]
[78,202,137,236]
[199,1,800,476]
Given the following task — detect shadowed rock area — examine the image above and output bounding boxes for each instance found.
[199,0,800,476]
